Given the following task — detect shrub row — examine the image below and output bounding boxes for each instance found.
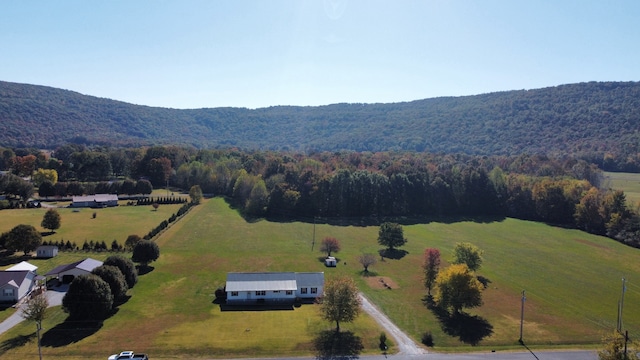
[137,196,188,206]
[143,201,195,240]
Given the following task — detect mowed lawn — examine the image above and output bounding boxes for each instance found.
[2,197,640,358]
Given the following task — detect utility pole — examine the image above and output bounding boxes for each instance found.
[618,277,626,332]
[519,290,526,344]
[311,217,316,251]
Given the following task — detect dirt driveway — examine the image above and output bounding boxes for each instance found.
[358,293,427,355]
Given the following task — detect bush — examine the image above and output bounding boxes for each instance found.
[421,331,434,347]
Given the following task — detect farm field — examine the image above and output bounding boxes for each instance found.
[1,197,640,359]
[604,171,640,208]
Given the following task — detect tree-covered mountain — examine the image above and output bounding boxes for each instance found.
[1,80,639,170]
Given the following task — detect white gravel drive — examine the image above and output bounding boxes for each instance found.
[358,292,427,355]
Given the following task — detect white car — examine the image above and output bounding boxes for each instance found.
[108,351,149,360]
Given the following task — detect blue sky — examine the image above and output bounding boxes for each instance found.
[1,1,639,109]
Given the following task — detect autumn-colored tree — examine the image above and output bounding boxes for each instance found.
[423,248,441,295]
[318,276,361,332]
[433,264,483,314]
[598,331,639,360]
[358,253,377,273]
[320,237,341,257]
[189,184,203,204]
[452,242,483,272]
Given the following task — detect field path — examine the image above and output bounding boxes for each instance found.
[358,293,427,355]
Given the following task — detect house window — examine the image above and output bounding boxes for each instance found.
[311,287,318,294]
[255,290,266,296]
[286,290,293,295]
[3,289,12,296]
[300,287,307,294]
[273,290,280,293]
[231,291,238,297]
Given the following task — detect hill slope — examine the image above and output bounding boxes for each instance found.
[1,80,639,164]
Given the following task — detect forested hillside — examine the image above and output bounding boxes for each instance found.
[1,80,639,171]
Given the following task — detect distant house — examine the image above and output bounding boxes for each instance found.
[71,194,118,208]
[36,245,59,258]
[45,258,103,283]
[0,270,38,303]
[225,272,324,304]
[7,261,38,273]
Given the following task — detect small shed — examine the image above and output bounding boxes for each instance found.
[36,245,59,258]
[325,256,337,267]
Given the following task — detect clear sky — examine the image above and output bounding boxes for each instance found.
[1,1,639,109]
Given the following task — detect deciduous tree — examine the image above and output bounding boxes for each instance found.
[318,276,361,332]
[5,224,42,255]
[320,237,341,257]
[189,184,203,204]
[433,264,483,314]
[132,240,160,267]
[598,331,639,360]
[62,274,113,320]
[41,208,61,233]
[358,253,377,273]
[104,255,138,288]
[452,242,483,272]
[423,248,441,295]
[124,234,141,252]
[377,222,407,250]
[92,265,129,301]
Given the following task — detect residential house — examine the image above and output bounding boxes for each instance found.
[225,272,324,304]
[45,258,103,283]
[71,194,119,208]
[36,245,59,258]
[0,269,38,303]
[7,261,38,273]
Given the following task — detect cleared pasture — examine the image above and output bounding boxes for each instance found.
[1,197,640,358]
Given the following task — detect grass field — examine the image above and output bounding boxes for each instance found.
[603,171,640,209]
[1,197,640,359]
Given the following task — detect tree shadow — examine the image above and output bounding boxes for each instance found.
[0,333,35,356]
[40,319,103,347]
[313,330,364,360]
[477,275,492,289]
[433,310,493,345]
[378,248,407,260]
[136,265,155,275]
[0,253,33,267]
[358,270,379,277]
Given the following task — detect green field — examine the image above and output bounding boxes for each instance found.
[604,171,640,208]
[2,197,640,359]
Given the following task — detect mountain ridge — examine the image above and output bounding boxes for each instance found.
[1,80,639,170]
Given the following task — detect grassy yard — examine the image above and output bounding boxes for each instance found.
[603,171,640,208]
[1,197,640,359]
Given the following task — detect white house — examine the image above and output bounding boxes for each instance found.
[225,272,324,304]
[45,258,103,283]
[71,194,119,208]
[0,270,37,303]
[36,245,59,258]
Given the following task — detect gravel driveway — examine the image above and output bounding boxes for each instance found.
[0,284,67,336]
[358,293,427,355]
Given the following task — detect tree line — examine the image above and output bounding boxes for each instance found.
[1,145,639,248]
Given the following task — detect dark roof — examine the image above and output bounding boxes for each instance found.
[0,270,31,287]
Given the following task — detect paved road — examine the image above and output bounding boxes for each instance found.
[0,284,67,336]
